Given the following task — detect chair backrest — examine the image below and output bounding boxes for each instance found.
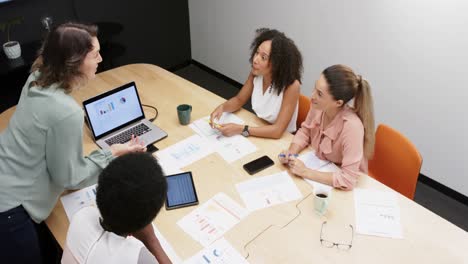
[296,94,310,129]
[0,106,16,132]
[368,124,423,200]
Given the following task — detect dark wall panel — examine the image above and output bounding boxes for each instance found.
[0,0,191,69]
[1,0,190,112]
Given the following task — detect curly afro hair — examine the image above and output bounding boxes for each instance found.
[96,152,167,236]
[249,28,303,95]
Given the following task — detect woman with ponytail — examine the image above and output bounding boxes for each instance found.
[279,64,375,190]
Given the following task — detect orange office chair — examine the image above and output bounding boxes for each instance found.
[296,93,310,129]
[368,124,423,200]
[0,106,16,132]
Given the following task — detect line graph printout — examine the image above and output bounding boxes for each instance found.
[235,171,303,211]
[177,193,249,247]
[184,238,249,264]
[60,184,97,220]
[156,135,214,169]
[190,115,256,163]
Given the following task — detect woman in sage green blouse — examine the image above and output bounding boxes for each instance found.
[0,23,146,263]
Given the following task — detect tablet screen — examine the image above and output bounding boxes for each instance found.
[165,172,199,209]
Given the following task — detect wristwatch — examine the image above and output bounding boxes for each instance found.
[241,125,250,137]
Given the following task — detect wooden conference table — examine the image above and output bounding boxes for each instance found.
[1,64,467,263]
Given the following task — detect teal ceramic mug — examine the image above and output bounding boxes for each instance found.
[177,104,192,125]
[314,190,331,216]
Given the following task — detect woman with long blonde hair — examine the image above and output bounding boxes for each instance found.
[279,64,375,190]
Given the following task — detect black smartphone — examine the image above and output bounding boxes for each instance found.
[165,171,199,210]
[243,155,274,175]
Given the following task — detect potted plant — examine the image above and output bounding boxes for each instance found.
[0,16,23,59]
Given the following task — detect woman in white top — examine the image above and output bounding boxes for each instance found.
[210,28,303,139]
[62,153,171,264]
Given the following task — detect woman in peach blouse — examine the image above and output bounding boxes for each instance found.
[279,64,375,190]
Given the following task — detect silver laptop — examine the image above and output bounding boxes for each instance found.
[83,81,167,150]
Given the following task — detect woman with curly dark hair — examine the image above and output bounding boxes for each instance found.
[0,22,145,263]
[210,28,303,139]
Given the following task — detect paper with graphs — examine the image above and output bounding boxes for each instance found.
[190,115,256,163]
[156,134,214,169]
[61,184,97,221]
[184,238,248,264]
[354,188,403,239]
[236,171,302,211]
[177,193,249,247]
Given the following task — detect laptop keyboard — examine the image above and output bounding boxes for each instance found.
[105,123,151,145]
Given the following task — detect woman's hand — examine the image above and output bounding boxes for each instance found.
[110,135,147,157]
[210,105,224,128]
[278,150,297,164]
[217,123,243,137]
[288,156,309,177]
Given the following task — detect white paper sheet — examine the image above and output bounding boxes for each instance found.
[184,238,249,264]
[298,151,337,193]
[153,225,183,263]
[354,188,403,239]
[60,184,97,221]
[156,154,184,175]
[190,115,256,163]
[177,193,249,247]
[235,171,303,211]
[156,135,215,169]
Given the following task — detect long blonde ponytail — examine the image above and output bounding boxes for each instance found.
[322,65,375,159]
[354,77,375,159]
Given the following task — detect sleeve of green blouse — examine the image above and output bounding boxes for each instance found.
[45,109,114,190]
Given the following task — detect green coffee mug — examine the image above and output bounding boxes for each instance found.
[314,190,331,216]
[177,104,192,125]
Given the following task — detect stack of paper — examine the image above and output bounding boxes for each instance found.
[354,188,403,238]
[184,238,249,264]
[156,134,215,171]
[190,115,257,163]
[235,171,303,211]
[177,193,249,247]
[298,151,337,193]
[60,184,97,220]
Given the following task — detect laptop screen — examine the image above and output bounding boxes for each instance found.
[83,82,144,138]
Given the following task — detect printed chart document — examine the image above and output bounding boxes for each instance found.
[60,184,97,220]
[156,154,183,175]
[153,225,183,264]
[354,188,403,239]
[184,238,249,264]
[235,171,303,211]
[299,151,337,193]
[190,115,256,163]
[178,193,249,247]
[156,134,214,169]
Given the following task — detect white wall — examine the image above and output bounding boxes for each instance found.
[189,0,468,196]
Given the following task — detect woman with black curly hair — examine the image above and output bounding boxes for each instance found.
[210,28,303,139]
